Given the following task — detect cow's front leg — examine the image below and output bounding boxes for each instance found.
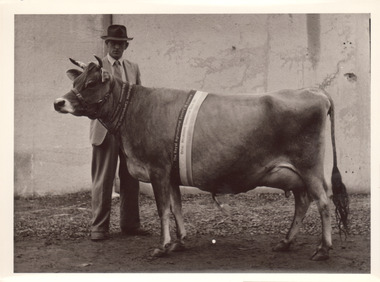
[151,177,172,257]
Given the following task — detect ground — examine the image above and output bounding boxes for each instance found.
[14,191,370,273]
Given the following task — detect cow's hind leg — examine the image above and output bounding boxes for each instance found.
[308,178,332,261]
[273,190,310,252]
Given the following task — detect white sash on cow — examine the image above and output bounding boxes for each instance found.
[179,91,208,186]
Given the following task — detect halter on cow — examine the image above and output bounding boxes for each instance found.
[54,55,349,261]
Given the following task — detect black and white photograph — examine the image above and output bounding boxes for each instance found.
[1,1,379,281]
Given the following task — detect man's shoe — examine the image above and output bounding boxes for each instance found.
[90,231,109,241]
[121,228,150,236]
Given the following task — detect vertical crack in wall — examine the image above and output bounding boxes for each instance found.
[264,15,271,92]
[306,14,321,70]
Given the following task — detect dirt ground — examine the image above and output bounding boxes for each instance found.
[14,191,370,273]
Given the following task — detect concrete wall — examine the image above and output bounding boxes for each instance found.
[14,14,370,196]
[14,15,110,196]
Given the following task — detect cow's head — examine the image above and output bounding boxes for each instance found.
[54,55,113,119]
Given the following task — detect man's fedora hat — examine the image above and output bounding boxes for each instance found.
[101,25,133,41]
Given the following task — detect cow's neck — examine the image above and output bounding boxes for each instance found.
[97,79,134,135]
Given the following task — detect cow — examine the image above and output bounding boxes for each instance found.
[54,56,349,261]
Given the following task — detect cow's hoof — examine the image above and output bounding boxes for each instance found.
[310,248,329,261]
[152,248,167,257]
[168,242,186,252]
[273,241,291,252]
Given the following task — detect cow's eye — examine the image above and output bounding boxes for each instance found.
[85,80,97,88]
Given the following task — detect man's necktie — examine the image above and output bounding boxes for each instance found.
[113,60,122,80]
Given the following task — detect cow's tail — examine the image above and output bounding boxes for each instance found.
[326,92,350,237]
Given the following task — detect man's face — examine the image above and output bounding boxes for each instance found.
[106,40,128,60]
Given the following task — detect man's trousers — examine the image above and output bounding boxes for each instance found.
[91,132,140,234]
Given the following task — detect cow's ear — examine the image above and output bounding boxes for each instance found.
[66,69,82,81]
[101,68,110,82]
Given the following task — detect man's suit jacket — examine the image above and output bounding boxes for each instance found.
[89,56,142,146]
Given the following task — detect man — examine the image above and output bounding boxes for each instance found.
[90,24,148,241]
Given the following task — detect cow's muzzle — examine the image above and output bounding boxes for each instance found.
[54,98,70,113]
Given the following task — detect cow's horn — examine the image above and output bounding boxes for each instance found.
[94,55,103,68]
[69,58,87,69]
